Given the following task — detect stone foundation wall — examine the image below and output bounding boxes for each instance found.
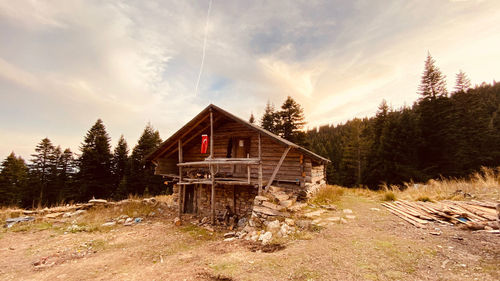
[174,184,258,218]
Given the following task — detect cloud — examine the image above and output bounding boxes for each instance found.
[1,0,500,159]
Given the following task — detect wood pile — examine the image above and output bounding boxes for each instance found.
[382,200,499,231]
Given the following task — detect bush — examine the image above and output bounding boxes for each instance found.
[382,191,396,201]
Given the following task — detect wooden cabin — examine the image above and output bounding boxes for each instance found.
[146,104,330,223]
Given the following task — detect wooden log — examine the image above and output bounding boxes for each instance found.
[265,146,291,191]
[381,203,426,228]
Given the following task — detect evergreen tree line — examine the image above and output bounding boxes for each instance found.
[307,54,500,188]
[0,120,166,207]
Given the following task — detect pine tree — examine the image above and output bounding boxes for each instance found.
[418,53,448,100]
[112,135,129,198]
[129,123,162,195]
[278,96,306,144]
[0,152,28,206]
[454,70,471,93]
[249,113,255,124]
[58,148,76,202]
[260,101,279,134]
[29,138,56,205]
[78,119,113,200]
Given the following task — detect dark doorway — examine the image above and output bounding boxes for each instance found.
[183,185,195,213]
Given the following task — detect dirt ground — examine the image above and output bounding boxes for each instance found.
[1,194,499,281]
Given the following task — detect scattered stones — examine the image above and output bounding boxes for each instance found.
[327,217,341,223]
[224,232,236,238]
[370,207,381,211]
[304,210,325,218]
[262,201,285,211]
[287,203,307,212]
[345,215,356,220]
[224,237,236,242]
[259,231,273,245]
[296,220,312,229]
[429,231,442,236]
[266,220,281,233]
[343,209,353,214]
[254,196,269,202]
[102,221,116,227]
[124,218,134,226]
[279,200,294,208]
[173,217,181,226]
[285,218,295,226]
[320,204,337,211]
[340,218,348,224]
[44,212,64,219]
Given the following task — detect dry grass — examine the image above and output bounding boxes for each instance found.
[343,167,500,202]
[309,185,345,205]
[389,167,500,201]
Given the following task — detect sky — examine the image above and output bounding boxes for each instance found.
[1,0,500,160]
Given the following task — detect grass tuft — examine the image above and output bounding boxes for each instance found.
[382,191,396,201]
[310,185,344,205]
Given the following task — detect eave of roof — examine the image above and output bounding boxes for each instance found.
[146,104,331,164]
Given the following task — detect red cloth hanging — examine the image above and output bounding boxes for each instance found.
[201,134,208,154]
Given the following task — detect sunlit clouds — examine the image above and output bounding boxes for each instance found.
[1,0,500,158]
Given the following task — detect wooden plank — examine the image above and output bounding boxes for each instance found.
[265,146,291,191]
[178,139,183,183]
[382,203,426,228]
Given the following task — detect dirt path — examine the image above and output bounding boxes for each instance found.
[1,195,498,281]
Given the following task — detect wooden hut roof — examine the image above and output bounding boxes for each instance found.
[146,104,330,164]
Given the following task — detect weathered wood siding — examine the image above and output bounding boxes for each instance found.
[155,119,325,184]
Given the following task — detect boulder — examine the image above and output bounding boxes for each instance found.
[279,223,291,237]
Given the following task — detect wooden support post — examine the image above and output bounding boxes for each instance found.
[211,165,215,224]
[265,146,291,191]
[232,185,236,213]
[300,154,305,187]
[177,184,182,217]
[209,108,214,159]
[209,108,215,224]
[258,133,263,195]
[247,153,251,184]
[178,139,183,182]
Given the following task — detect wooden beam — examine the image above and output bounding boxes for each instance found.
[177,159,260,167]
[211,166,215,224]
[247,153,251,184]
[265,146,291,191]
[178,139,183,182]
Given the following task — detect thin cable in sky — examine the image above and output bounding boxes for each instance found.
[195,0,213,96]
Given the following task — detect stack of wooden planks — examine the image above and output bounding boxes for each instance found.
[382,200,499,231]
